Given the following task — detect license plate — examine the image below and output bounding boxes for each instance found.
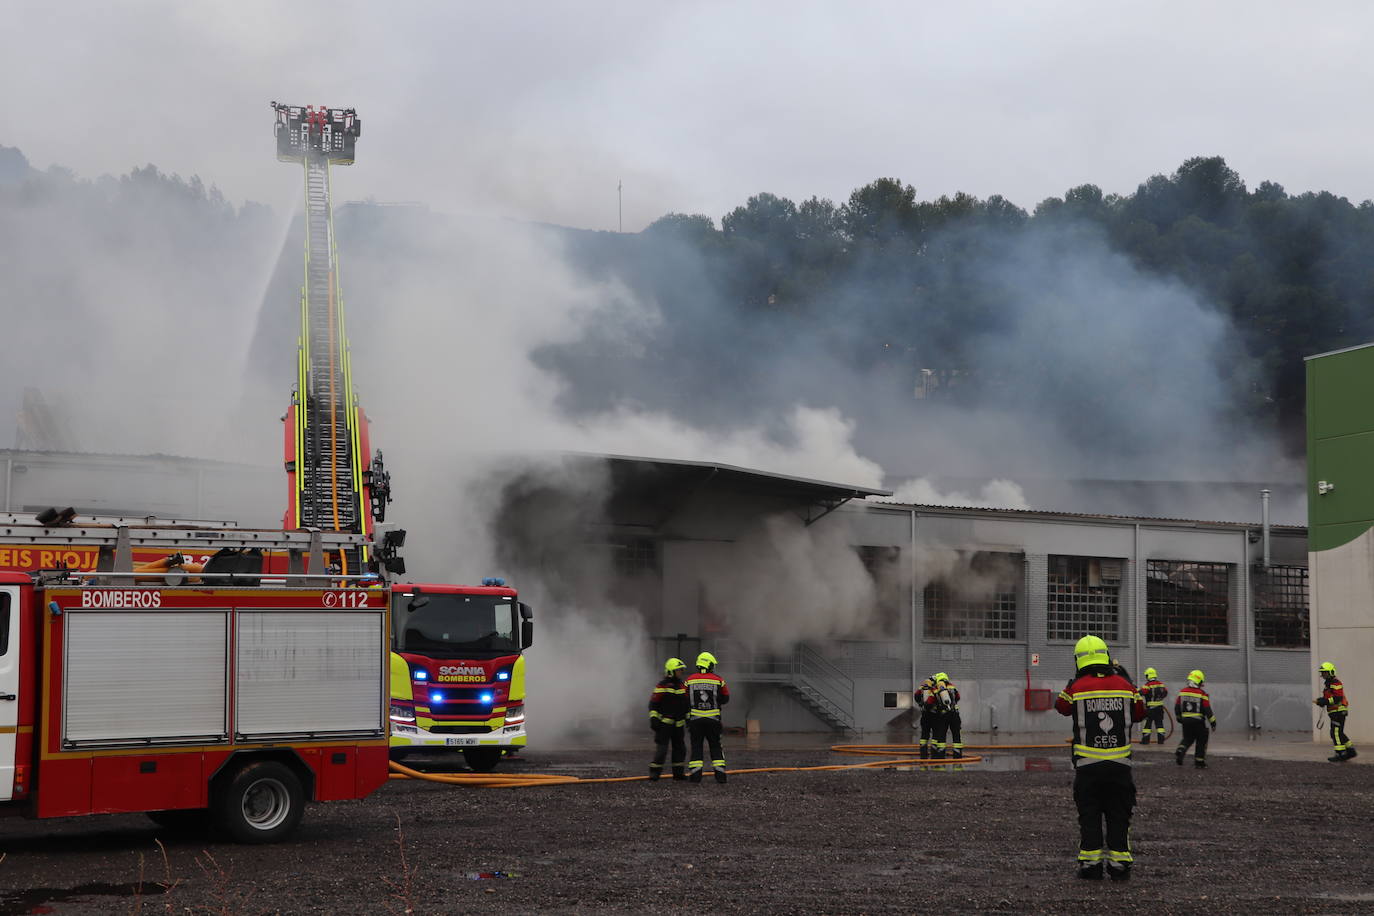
[445,737,480,747]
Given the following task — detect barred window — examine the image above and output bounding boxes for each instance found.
[924,550,1021,641]
[1254,565,1309,648]
[1047,556,1122,642]
[1146,560,1230,645]
[608,536,658,577]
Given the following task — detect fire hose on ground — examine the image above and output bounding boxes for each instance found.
[386,742,1093,789]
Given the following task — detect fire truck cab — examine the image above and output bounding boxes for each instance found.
[0,514,392,843]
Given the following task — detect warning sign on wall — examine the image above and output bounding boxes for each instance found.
[1031,653,1040,667]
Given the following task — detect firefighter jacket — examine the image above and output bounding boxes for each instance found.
[1055,666,1145,767]
[1142,677,1168,708]
[926,684,960,713]
[649,676,688,728]
[1317,678,1349,714]
[1175,684,1216,726]
[684,671,730,719]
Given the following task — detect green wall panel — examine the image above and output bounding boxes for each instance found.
[1308,344,1374,551]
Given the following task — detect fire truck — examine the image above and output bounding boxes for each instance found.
[0,513,391,842]
[271,102,532,771]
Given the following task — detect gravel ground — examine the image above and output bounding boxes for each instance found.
[1,742,1371,915]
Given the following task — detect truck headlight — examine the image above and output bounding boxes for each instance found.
[503,703,525,727]
[389,704,415,722]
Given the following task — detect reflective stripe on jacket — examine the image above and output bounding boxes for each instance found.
[684,671,730,719]
[1175,685,1216,724]
[649,677,688,727]
[1319,678,1349,714]
[1055,668,1145,766]
[1142,678,1168,707]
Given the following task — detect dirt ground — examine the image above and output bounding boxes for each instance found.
[1,740,1371,916]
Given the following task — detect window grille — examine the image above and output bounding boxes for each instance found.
[1146,560,1230,645]
[608,536,658,577]
[1254,564,1309,648]
[924,551,1021,641]
[1047,555,1122,641]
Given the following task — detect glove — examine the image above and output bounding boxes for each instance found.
[649,719,660,735]
[1210,722,1216,732]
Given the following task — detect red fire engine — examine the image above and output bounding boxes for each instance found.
[0,513,392,843]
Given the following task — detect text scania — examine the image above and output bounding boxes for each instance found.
[80,590,162,608]
[437,665,486,683]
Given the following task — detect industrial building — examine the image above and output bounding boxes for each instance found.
[1,447,1314,738]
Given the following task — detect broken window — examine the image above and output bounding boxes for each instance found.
[1047,556,1123,642]
[1254,564,1309,648]
[1146,560,1230,645]
[854,545,904,638]
[923,550,1022,641]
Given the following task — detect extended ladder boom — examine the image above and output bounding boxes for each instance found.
[272,103,388,577]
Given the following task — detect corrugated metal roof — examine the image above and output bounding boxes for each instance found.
[865,497,1306,531]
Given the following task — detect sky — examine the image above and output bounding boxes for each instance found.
[4,1,1373,231]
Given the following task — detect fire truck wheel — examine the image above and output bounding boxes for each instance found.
[462,747,502,773]
[215,761,305,843]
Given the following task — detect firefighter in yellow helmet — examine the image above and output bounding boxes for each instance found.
[1055,635,1146,881]
[1315,662,1357,762]
[684,651,730,783]
[1139,667,1168,745]
[1174,670,1216,768]
[924,673,963,759]
[648,657,689,780]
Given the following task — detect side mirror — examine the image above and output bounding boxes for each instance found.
[519,603,534,648]
[406,587,429,613]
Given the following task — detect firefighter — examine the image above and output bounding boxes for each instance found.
[648,657,689,780]
[1315,661,1357,762]
[685,651,730,783]
[1174,670,1216,768]
[914,674,937,759]
[1055,634,1145,881]
[927,673,963,759]
[1139,667,1168,745]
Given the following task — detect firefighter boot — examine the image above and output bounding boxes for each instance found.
[672,765,686,781]
[689,766,703,784]
[649,767,661,781]
[1328,753,1345,762]
[1140,733,1150,745]
[1194,758,1207,769]
[1107,863,1131,882]
[1345,747,1358,760]
[1077,863,1104,880]
[918,744,929,760]
[714,769,727,784]
[1175,747,1185,766]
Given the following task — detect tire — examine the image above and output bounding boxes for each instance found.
[462,747,502,773]
[214,760,305,844]
[147,808,208,832]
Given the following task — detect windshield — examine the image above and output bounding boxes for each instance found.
[393,593,518,656]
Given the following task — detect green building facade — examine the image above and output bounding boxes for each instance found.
[1306,342,1374,743]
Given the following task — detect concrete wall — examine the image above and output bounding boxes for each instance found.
[1309,528,1374,743]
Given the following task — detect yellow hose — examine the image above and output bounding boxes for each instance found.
[388,747,988,788]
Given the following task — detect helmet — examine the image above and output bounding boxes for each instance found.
[1188,669,1205,686]
[696,651,717,670]
[934,672,949,684]
[1144,667,1158,680]
[1073,635,1110,670]
[1319,662,1337,677]
[664,657,686,676]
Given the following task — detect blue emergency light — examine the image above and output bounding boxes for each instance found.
[481,577,506,587]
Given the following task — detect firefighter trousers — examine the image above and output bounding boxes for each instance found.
[1141,706,1166,743]
[1073,761,1136,868]
[688,718,725,775]
[934,711,963,758]
[651,724,686,778]
[1328,712,1353,754]
[918,710,937,757]
[1177,719,1209,762]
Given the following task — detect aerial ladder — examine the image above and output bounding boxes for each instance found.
[270,102,393,577]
